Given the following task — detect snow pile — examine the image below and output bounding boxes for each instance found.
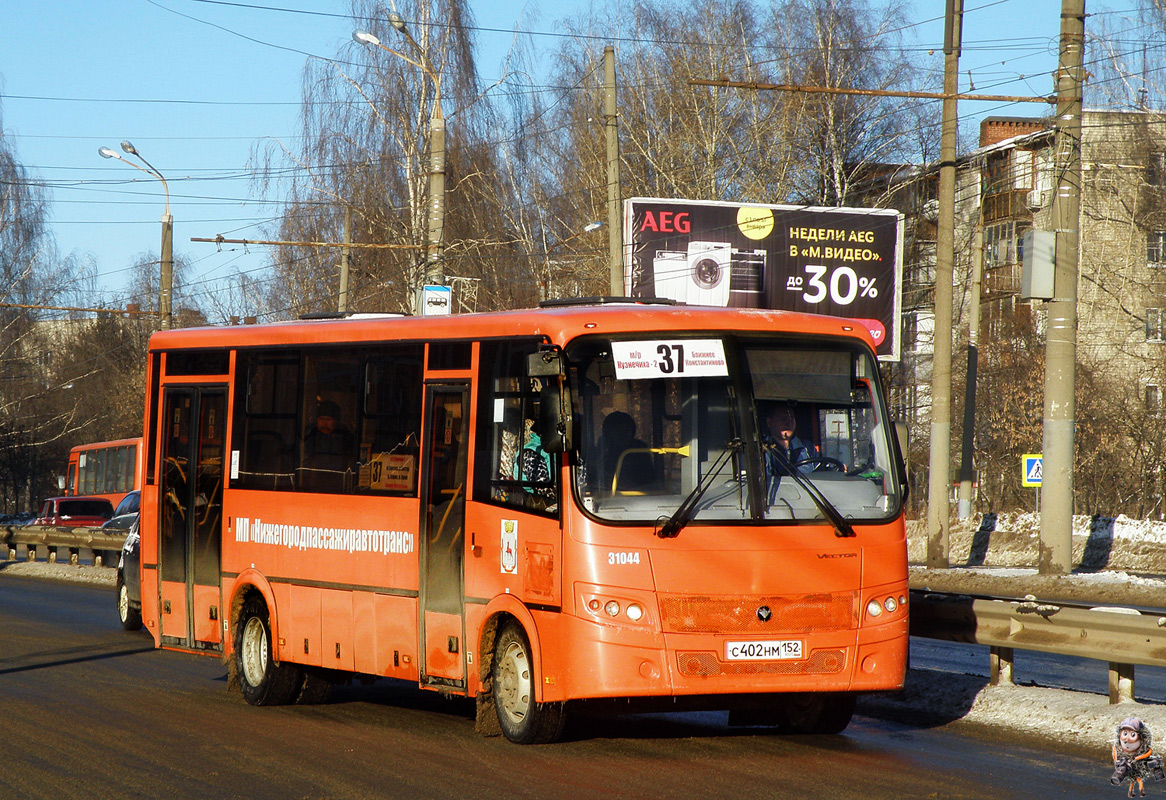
[908,512,1166,574]
[859,667,1166,755]
[0,559,115,586]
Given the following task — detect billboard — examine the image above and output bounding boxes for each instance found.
[624,198,904,360]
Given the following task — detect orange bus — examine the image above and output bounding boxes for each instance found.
[65,437,144,505]
[135,301,909,743]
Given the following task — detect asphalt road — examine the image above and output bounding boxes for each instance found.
[0,571,1118,800]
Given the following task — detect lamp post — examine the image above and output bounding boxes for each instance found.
[354,19,445,315]
[99,141,173,329]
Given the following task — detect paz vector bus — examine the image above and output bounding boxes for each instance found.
[132,299,909,744]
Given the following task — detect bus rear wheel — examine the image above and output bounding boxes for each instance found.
[491,621,565,744]
[235,596,302,706]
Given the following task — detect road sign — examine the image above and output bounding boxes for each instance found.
[1021,454,1043,488]
[420,285,452,316]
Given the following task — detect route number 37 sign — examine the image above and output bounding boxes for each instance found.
[610,339,729,380]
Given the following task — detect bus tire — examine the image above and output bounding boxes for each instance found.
[116,579,142,631]
[491,620,565,744]
[235,596,302,706]
[777,692,855,735]
[296,668,334,705]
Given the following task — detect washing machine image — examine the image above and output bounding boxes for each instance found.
[651,241,732,306]
[729,248,767,308]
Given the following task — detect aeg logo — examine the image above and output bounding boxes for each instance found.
[639,211,691,234]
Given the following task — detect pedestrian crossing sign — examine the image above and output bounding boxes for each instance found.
[1021,454,1043,487]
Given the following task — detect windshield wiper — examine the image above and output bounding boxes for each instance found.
[766,445,856,538]
[656,439,743,539]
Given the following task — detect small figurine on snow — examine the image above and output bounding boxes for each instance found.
[1112,717,1166,797]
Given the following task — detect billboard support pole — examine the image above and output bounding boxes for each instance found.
[605,46,623,295]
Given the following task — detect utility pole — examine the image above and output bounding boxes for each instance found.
[160,212,174,330]
[1040,0,1085,574]
[604,46,623,296]
[339,206,352,314]
[957,224,983,517]
[927,0,961,568]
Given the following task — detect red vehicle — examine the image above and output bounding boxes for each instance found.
[65,438,143,506]
[135,302,909,743]
[35,496,114,528]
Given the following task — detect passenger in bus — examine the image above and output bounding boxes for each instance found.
[513,418,556,508]
[302,400,356,490]
[599,411,656,494]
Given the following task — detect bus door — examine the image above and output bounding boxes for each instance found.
[158,386,226,651]
[419,384,469,689]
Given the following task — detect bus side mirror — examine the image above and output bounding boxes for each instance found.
[528,347,574,452]
[527,349,564,378]
[893,421,910,496]
[57,475,66,491]
[539,383,574,453]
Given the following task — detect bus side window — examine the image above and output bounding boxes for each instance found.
[360,346,423,495]
[233,354,299,491]
[298,353,361,493]
[475,341,559,516]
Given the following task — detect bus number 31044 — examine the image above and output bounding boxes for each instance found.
[608,551,641,565]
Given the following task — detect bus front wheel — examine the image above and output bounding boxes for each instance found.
[235,596,302,706]
[777,692,856,734]
[491,620,565,744]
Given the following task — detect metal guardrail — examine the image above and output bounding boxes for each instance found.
[0,532,1158,701]
[910,589,1166,703]
[1,525,127,567]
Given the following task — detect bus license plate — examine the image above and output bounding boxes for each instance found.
[725,640,803,661]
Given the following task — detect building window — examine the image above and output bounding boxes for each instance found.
[1149,152,1166,187]
[1148,384,1161,412]
[984,222,1028,269]
[1149,231,1166,266]
[1148,308,1166,342]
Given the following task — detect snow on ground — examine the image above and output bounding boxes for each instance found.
[858,668,1166,757]
[0,558,115,586]
[6,515,1166,755]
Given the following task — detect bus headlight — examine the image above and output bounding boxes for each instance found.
[626,603,644,622]
[604,600,621,617]
[866,599,883,618]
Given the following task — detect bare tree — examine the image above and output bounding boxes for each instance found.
[771,0,924,206]
[1088,1,1166,111]
[0,105,96,510]
[255,0,496,317]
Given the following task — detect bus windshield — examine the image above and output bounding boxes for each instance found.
[569,335,903,526]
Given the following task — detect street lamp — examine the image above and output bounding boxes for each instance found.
[99,141,173,329]
[354,20,446,315]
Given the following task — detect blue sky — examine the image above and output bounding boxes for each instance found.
[0,0,1140,313]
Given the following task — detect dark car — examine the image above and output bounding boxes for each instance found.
[102,490,140,532]
[34,496,114,527]
[116,517,142,631]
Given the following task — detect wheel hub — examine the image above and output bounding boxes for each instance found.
[241,617,268,686]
